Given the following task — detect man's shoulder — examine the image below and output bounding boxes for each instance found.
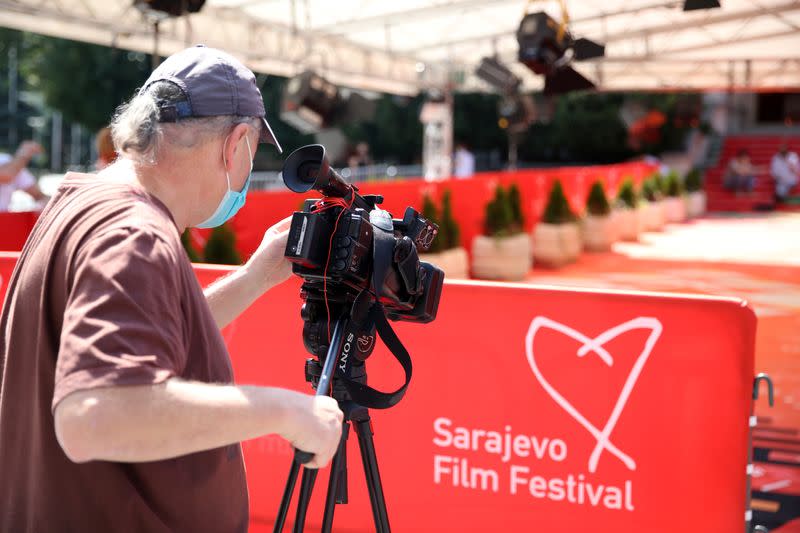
[44,174,181,261]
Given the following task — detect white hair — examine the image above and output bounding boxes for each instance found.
[110,81,260,165]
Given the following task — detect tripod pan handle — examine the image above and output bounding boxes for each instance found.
[295,448,315,465]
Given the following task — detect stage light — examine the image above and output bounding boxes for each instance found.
[683,0,721,11]
[475,57,522,95]
[497,93,535,133]
[134,0,205,17]
[517,12,604,95]
[280,71,376,134]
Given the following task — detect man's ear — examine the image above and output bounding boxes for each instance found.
[223,123,250,172]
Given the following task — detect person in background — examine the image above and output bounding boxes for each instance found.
[347,141,372,175]
[0,140,47,212]
[770,143,799,203]
[724,149,761,194]
[453,141,475,178]
[94,126,117,170]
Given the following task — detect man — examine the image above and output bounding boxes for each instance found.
[723,148,759,194]
[0,140,47,211]
[770,143,799,203]
[0,45,342,532]
[453,142,475,178]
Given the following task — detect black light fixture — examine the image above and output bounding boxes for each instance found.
[280,71,376,134]
[517,11,604,95]
[497,93,536,133]
[475,56,522,95]
[134,0,205,17]
[683,0,721,11]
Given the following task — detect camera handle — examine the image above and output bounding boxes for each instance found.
[272,315,392,533]
[273,318,347,533]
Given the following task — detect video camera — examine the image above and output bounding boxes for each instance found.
[282,144,444,362]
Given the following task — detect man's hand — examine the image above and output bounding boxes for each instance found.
[245,216,294,292]
[15,141,43,161]
[283,395,344,469]
[204,216,295,329]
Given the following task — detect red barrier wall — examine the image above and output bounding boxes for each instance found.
[204,162,657,259]
[0,163,655,256]
[0,253,756,532]
[0,212,38,252]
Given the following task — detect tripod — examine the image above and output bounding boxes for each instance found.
[273,318,391,533]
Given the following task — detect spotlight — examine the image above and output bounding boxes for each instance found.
[280,71,377,134]
[475,56,522,95]
[498,93,535,133]
[517,11,604,94]
[134,0,205,17]
[683,0,721,11]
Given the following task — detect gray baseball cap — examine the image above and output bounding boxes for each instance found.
[140,44,282,153]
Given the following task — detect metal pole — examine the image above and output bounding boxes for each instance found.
[8,43,19,148]
[51,112,63,172]
[152,21,161,71]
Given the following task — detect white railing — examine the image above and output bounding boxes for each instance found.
[249,164,424,191]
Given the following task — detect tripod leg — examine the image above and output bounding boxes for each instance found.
[321,421,350,533]
[273,460,301,533]
[292,467,318,533]
[353,416,391,533]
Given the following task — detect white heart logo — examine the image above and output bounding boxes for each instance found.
[525,316,663,473]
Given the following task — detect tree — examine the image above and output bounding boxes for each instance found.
[203,224,242,265]
[542,180,577,224]
[617,178,639,209]
[180,230,202,263]
[439,189,460,250]
[22,35,151,130]
[586,181,611,216]
[484,185,514,237]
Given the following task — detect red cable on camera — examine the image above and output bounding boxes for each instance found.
[312,192,355,347]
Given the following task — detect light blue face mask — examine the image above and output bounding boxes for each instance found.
[196,135,254,229]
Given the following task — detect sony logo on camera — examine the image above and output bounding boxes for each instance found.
[339,332,355,374]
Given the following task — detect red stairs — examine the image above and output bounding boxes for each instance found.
[705,135,800,211]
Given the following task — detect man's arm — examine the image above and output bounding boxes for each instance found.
[54,378,342,469]
[23,182,48,202]
[205,217,293,329]
[0,141,42,184]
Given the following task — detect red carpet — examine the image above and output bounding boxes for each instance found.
[524,212,800,530]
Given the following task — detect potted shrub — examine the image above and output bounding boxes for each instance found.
[583,180,617,251]
[472,183,531,280]
[181,229,202,262]
[532,180,581,267]
[614,178,642,241]
[418,190,469,278]
[203,223,242,265]
[640,177,665,231]
[684,168,706,218]
[663,170,687,223]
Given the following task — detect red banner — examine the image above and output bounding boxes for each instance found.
[0,254,756,532]
[0,212,38,252]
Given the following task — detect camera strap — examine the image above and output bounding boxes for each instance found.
[337,224,413,409]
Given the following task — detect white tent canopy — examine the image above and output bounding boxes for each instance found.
[1,0,799,94]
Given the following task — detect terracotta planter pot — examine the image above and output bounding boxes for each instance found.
[471,233,531,281]
[641,200,665,231]
[685,191,706,218]
[419,247,469,279]
[532,222,582,267]
[583,214,617,252]
[663,196,687,223]
[615,207,641,241]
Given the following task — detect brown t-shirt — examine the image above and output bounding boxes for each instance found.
[0,173,248,532]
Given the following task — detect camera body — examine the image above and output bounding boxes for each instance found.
[285,196,443,324]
